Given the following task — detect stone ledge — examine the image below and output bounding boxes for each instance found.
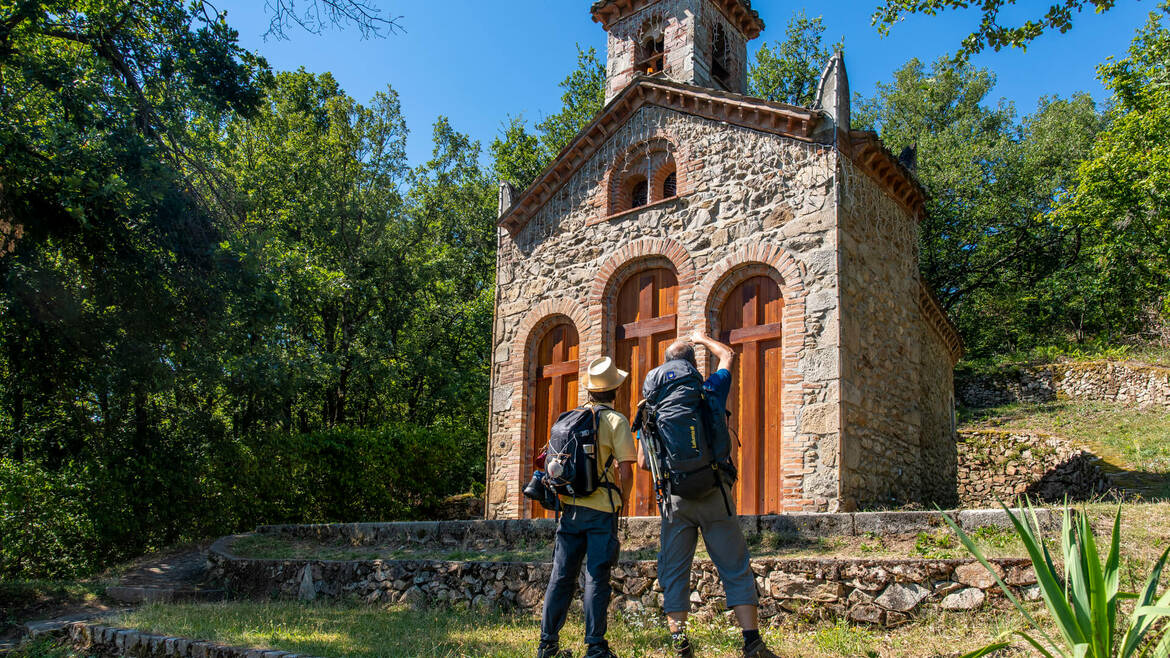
[62,623,323,658]
[252,508,1053,548]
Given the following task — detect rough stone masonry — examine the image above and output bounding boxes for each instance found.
[486,0,963,519]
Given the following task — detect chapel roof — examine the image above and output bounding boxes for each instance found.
[497,75,926,236]
[590,0,765,39]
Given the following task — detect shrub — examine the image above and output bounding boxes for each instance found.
[0,459,96,579]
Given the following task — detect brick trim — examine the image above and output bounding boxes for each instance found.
[918,279,964,363]
[588,237,698,360]
[694,244,819,512]
[504,300,591,518]
[598,135,694,223]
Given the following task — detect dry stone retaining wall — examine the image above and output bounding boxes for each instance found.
[208,548,1037,630]
[64,623,320,658]
[957,361,1170,409]
[957,430,1111,506]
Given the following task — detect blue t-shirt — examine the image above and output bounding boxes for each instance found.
[703,368,732,406]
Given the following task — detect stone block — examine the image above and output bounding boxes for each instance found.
[940,587,986,611]
[955,562,1002,590]
[874,582,929,612]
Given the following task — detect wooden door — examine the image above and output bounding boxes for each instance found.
[718,276,784,515]
[528,323,580,519]
[615,268,678,516]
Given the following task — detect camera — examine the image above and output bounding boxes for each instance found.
[523,470,547,501]
[523,470,560,511]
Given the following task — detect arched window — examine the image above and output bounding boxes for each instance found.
[607,139,684,217]
[711,23,730,89]
[636,16,666,75]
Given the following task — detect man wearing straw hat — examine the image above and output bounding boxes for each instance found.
[537,356,637,658]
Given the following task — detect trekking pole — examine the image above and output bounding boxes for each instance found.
[635,400,668,516]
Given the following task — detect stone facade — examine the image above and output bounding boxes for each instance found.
[486,0,962,518]
[957,360,1170,409]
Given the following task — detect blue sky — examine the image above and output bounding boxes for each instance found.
[218,1,1156,166]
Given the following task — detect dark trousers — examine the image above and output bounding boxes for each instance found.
[540,505,620,649]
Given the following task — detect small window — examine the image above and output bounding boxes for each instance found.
[711,23,730,89]
[637,37,665,74]
[662,171,677,198]
[631,179,649,209]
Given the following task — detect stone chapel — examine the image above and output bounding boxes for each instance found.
[485,0,964,520]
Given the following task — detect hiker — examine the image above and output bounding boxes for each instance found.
[534,356,637,658]
[637,330,780,658]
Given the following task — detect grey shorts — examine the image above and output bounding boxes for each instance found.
[658,487,759,613]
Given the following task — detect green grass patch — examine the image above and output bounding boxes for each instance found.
[107,599,1037,657]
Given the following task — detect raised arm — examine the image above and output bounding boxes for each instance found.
[690,329,735,373]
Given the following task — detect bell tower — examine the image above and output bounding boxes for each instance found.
[591,0,765,103]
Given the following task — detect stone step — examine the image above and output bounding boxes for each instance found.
[105,585,226,605]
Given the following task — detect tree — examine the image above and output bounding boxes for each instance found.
[872,0,1123,62]
[855,58,1103,354]
[749,10,842,106]
[1055,2,1170,343]
[262,0,404,40]
[492,46,606,190]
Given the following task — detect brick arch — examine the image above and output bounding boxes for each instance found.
[695,244,817,512]
[597,130,694,221]
[587,237,697,359]
[506,300,592,517]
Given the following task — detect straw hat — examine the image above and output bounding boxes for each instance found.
[582,356,629,392]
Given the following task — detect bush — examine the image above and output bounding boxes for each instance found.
[0,459,96,579]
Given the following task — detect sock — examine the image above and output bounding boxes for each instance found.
[742,629,761,648]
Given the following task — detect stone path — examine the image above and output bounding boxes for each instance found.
[105,545,224,605]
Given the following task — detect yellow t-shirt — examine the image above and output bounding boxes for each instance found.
[559,402,637,513]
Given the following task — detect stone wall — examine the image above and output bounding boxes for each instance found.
[957,361,1170,409]
[64,623,319,658]
[920,320,959,506]
[957,430,1111,506]
[838,158,938,509]
[209,547,1038,630]
[488,104,841,518]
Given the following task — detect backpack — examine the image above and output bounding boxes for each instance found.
[637,359,737,500]
[542,406,619,505]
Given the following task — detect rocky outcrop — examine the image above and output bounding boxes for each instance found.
[957,360,1170,409]
[957,430,1111,505]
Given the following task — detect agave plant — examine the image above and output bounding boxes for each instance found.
[945,502,1170,657]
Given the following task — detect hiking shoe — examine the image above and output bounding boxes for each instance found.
[672,634,695,657]
[743,639,781,658]
[536,643,572,658]
[584,646,619,658]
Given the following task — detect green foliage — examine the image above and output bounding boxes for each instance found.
[948,503,1170,657]
[748,11,842,107]
[491,46,606,190]
[1055,3,1170,346]
[914,530,957,559]
[872,0,1124,62]
[0,459,95,579]
[855,57,1107,355]
[0,8,495,578]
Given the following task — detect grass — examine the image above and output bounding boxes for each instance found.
[97,599,1040,658]
[959,399,1170,497]
[0,579,109,638]
[958,344,1170,373]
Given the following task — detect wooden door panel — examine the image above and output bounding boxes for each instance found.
[615,267,678,517]
[718,276,784,515]
[528,323,580,519]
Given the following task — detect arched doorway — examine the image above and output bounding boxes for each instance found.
[526,321,580,519]
[716,275,785,515]
[614,267,678,516]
